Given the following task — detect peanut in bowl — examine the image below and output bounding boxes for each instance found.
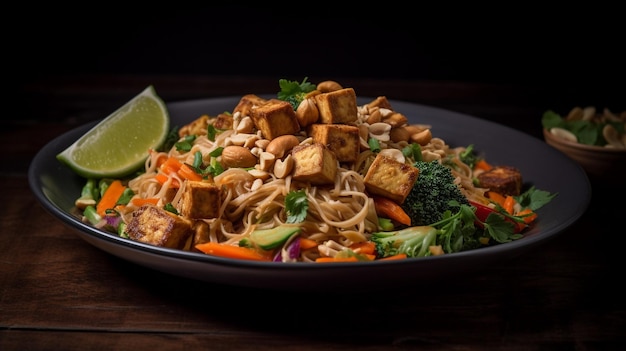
[543,126,626,184]
[542,106,626,183]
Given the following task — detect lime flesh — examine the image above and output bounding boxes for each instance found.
[57,85,170,178]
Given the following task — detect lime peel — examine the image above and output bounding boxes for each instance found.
[57,85,170,178]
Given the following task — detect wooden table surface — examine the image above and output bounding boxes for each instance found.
[2,75,625,350]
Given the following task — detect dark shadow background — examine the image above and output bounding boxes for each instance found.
[11,5,624,81]
[8,4,625,115]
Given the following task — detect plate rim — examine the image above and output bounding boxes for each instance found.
[28,96,592,289]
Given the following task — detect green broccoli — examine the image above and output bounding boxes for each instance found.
[401,160,470,226]
[372,201,522,258]
[371,226,438,258]
[277,77,317,110]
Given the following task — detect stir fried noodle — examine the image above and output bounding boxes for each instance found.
[116,92,490,262]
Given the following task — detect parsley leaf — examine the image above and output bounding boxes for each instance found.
[515,186,558,211]
[285,190,308,223]
[277,77,317,110]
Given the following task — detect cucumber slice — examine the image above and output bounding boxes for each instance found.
[250,225,301,250]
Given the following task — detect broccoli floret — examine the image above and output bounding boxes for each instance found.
[277,77,317,110]
[401,160,470,226]
[371,226,438,258]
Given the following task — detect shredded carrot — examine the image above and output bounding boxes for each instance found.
[373,196,411,226]
[299,238,319,250]
[474,159,493,171]
[195,242,270,261]
[503,195,515,215]
[178,163,203,181]
[131,197,159,206]
[517,208,538,224]
[349,241,376,256]
[155,173,180,188]
[161,156,182,173]
[378,253,407,261]
[486,191,507,208]
[96,180,126,217]
[154,153,169,168]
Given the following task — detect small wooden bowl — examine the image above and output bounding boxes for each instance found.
[543,128,626,183]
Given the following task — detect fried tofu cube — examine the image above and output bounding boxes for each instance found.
[126,204,193,249]
[178,112,235,137]
[477,166,523,196]
[179,115,210,137]
[192,220,210,247]
[249,99,300,140]
[314,88,358,124]
[291,143,338,184]
[233,94,268,117]
[364,154,420,204]
[179,180,222,219]
[307,124,360,163]
[213,113,234,130]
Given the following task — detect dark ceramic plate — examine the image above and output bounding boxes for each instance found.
[29,96,591,291]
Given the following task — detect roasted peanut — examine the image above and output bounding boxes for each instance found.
[389,127,410,142]
[382,112,408,128]
[273,154,294,179]
[410,128,432,145]
[366,107,382,124]
[295,98,319,127]
[221,145,257,168]
[316,80,343,93]
[266,135,300,158]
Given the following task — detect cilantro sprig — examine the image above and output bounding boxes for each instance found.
[277,77,317,110]
[285,189,309,223]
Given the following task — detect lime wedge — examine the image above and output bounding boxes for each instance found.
[57,85,170,179]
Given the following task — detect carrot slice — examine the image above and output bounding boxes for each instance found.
[178,163,203,181]
[96,180,126,216]
[378,253,407,261]
[373,196,411,226]
[299,238,318,250]
[160,156,182,173]
[349,241,376,255]
[195,242,270,261]
[474,159,493,171]
[503,195,515,215]
[517,208,537,224]
[155,173,180,188]
[131,197,159,206]
[486,191,507,208]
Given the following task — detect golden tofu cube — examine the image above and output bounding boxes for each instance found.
[249,99,300,140]
[192,220,210,247]
[364,154,420,204]
[314,88,358,124]
[179,180,222,219]
[233,94,267,117]
[307,124,360,163]
[213,113,234,130]
[179,115,209,137]
[292,143,338,184]
[477,166,522,196]
[126,204,193,249]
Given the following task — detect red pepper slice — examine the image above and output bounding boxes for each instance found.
[469,201,525,233]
